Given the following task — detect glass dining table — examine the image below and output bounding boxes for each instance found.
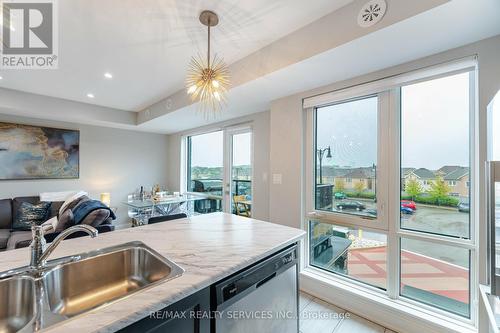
[122,193,210,227]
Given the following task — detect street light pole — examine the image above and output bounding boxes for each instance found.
[317,146,332,184]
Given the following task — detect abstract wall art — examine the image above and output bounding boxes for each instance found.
[0,122,79,180]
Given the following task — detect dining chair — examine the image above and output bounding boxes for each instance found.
[233,195,251,217]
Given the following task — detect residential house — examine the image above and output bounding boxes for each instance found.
[402,166,470,198]
[404,168,436,192]
[401,168,416,191]
[319,166,350,185]
[339,167,376,192]
[320,166,375,193]
[441,166,470,198]
[436,165,463,177]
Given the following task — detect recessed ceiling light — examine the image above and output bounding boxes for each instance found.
[0,76,3,80]
[104,72,113,79]
[87,93,95,99]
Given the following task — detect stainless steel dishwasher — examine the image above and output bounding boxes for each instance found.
[214,244,299,333]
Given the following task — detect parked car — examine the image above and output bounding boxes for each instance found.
[365,209,377,217]
[334,192,347,200]
[401,200,417,210]
[458,202,470,213]
[366,207,413,216]
[400,206,414,215]
[336,200,366,211]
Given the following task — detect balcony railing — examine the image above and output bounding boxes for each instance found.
[190,179,251,195]
[189,178,252,214]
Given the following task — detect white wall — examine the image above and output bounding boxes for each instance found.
[269,96,305,229]
[166,111,270,221]
[0,114,169,227]
[268,34,500,332]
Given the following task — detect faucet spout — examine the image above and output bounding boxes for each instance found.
[31,224,98,269]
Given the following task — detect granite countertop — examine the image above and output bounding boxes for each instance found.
[0,213,305,333]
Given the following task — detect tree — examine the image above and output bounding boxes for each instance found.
[334,178,345,192]
[405,178,423,200]
[428,176,451,205]
[354,181,365,195]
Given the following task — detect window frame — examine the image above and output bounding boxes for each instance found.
[304,61,478,327]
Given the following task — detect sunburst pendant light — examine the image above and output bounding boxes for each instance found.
[186,10,230,117]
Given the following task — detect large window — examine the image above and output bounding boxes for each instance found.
[307,67,476,322]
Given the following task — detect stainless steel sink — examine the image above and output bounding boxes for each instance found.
[0,241,183,332]
[0,276,35,333]
[42,242,183,317]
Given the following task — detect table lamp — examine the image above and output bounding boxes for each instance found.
[100,192,111,207]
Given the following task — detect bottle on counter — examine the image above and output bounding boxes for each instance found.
[140,186,145,201]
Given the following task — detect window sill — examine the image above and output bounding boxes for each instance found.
[300,268,476,333]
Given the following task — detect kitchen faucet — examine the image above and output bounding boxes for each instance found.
[30,224,98,269]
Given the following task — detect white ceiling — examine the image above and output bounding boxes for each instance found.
[0,0,354,111]
[137,0,500,133]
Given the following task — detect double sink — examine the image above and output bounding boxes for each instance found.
[0,241,184,332]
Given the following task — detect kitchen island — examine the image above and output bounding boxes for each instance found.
[0,213,304,333]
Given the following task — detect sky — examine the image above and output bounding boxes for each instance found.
[401,72,469,169]
[190,131,251,167]
[317,72,471,170]
[317,96,377,168]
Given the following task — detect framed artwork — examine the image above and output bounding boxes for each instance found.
[0,122,79,180]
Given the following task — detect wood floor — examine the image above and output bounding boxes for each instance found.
[299,292,398,333]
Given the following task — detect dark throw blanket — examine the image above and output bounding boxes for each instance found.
[72,199,116,225]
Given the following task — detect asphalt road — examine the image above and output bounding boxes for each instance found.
[402,206,469,239]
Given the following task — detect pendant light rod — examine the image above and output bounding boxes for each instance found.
[208,21,210,68]
[199,10,219,69]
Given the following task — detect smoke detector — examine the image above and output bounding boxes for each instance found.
[357,0,387,28]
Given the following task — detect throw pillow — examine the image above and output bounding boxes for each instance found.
[12,201,52,231]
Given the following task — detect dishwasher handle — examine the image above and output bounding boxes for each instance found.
[256,272,277,288]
